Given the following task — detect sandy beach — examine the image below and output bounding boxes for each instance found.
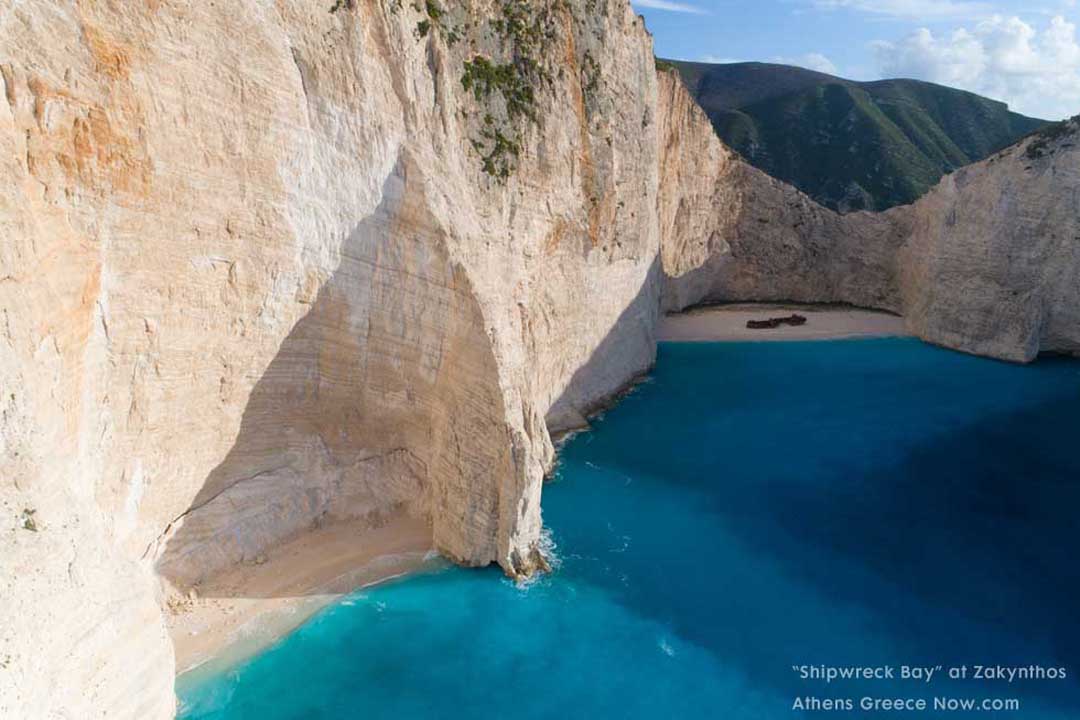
[657,303,909,342]
[167,513,435,675]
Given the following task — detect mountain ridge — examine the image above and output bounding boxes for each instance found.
[667,60,1048,212]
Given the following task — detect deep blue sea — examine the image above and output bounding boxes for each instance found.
[178,338,1080,719]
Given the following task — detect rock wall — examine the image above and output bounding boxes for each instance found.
[1,0,660,716]
[657,70,1080,363]
[656,71,906,314]
[1,2,1076,718]
[897,120,1080,361]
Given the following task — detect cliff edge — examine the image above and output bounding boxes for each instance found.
[1,2,1076,718]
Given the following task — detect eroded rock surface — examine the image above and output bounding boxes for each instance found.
[656,71,906,315]
[897,119,1080,361]
[1,2,1076,718]
[2,1,659,716]
[658,70,1080,362]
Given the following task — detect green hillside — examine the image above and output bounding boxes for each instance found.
[670,61,1048,212]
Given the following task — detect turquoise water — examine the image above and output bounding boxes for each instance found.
[179,338,1080,719]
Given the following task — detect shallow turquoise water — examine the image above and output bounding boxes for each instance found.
[179,338,1080,719]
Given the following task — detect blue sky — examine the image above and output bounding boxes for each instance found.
[633,0,1080,119]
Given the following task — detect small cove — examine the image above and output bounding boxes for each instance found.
[178,337,1080,718]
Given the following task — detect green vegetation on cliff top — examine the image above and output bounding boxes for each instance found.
[669,61,1048,212]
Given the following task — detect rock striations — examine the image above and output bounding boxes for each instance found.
[0,2,1076,718]
[897,119,1080,361]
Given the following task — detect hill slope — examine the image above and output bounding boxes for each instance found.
[670,61,1048,212]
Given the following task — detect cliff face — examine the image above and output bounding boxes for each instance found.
[897,120,1080,361]
[1,1,660,716]
[1,2,1076,718]
[658,70,1080,362]
[656,71,906,315]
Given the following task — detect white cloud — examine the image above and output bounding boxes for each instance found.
[698,54,743,64]
[770,52,840,74]
[632,0,708,14]
[873,15,1080,119]
[811,0,991,20]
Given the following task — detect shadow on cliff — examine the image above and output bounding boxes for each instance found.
[544,254,664,435]
[550,345,1080,712]
[157,153,668,599]
[153,154,503,595]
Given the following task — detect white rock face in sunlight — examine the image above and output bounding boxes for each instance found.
[657,70,1080,362]
[1,1,1076,717]
[896,121,1080,361]
[1,1,660,715]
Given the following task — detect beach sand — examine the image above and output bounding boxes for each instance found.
[658,303,909,342]
[167,513,435,675]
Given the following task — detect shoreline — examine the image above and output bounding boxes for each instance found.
[167,513,436,677]
[170,303,908,681]
[658,303,910,342]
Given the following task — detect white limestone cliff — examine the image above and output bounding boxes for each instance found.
[897,122,1080,361]
[1,2,1076,719]
[1,1,661,716]
[658,70,1080,362]
[656,70,904,315]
